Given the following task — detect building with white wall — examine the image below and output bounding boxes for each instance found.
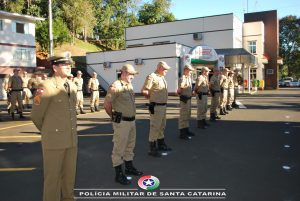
[0,10,43,99]
[86,11,279,93]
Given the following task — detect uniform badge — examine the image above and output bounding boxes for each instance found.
[36,88,44,95]
[33,95,41,105]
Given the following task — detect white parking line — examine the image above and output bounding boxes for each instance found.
[236,100,247,109]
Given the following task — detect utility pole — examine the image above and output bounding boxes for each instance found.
[48,0,53,56]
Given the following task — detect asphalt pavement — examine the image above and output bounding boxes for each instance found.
[0,88,299,201]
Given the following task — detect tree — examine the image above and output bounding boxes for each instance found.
[62,0,96,44]
[138,0,175,25]
[279,15,300,78]
[36,18,71,52]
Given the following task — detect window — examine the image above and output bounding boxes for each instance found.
[0,19,3,31]
[250,69,257,80]
[248,41,257,54]
[13,49,33,61]
[12,21,29,34]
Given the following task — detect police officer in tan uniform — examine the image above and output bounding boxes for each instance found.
[88,72,100,112]
[73,70,86,115]
[8,68,24,119]
[141,61,172,157]
[232,69,242,108]
[219,68,230,115]
[22,71,32,108]
[104,64,143,185]
[3,74,12,114]
[194,66,210,129]
[227,71,234,111]
[31,52,78,201]
[177,64,195,140]
[209,69,221,121]
[28,73,40,97]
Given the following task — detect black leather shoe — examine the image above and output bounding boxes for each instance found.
[157,138,172,151]
[125,161,143,176]
[148,142,161,157]
[115,165,131,185]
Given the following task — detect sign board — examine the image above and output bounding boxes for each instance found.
[188,45,218,65]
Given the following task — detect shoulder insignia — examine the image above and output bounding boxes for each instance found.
[33,95,41,105]
[36,88,44,95]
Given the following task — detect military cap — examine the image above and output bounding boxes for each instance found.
[121,64,138,74]
[49,51,74,65]
[77,70,82,74]
[157,61,171,70]
[202,66,211,72]
[184,64,194,71]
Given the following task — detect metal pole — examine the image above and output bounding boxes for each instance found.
[48,0,53,56]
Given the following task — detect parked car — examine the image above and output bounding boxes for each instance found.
[288,80,300,87]
[278,79,284,87]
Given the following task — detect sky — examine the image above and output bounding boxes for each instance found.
[169,0,300,21]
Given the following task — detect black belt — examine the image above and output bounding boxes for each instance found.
[122,116,135,121]
[198,92,209,95]
[213,90,220,93]
[92,90,98,91]
[12,89,23,92]
[150,102,167,106]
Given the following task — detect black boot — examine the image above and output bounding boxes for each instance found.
[95,106,99,112]
[125,161,143,176]
[220,108,226,115]
[76,110,79,115]
[215,112,221,120]
[91,107,95,113]
[203,119,209,127]
[11,112,15,120]
[114,165,130,185]
[198,119,208,129]
[224,107,229,114]
[157,138,172,151]
[80,107,86,114]
[148,141,161,157]
[186,128,195,136]
[226,105,232,111]
[210,113,216,122]
[179,128,191,140]
[19,113,25,119]
[197,120,202,128]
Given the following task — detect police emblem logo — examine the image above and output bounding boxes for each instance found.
[138,175,160,190]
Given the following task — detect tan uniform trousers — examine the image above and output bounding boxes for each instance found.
[10,91,23,113]
[196,95,208,120]
[42,147,77,201]
[76,91,84,110]
[112,120,136,167]
[178,99,191,129]
[90,91,99,107]
[220,89,228,108]
[227,88,234,105]
[210,92,220,113]
[149,105,166,142]
[23,88,32,105]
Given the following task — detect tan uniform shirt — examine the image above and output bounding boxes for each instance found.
[143,72,168,103]
[31,76,78,150]
[22,76,30,88]
[105,80,135,117]
[220,75,229,88]
[88,78,99,91]
[179,75,192,96]
[9,75,23,90]
[28,78,39,89]
[228,76,234,89]
[73,77,83,91]
[194,75,209,93]
[210,75,221,91]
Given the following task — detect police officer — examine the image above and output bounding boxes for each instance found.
[28,73,40,97]
[194,66,210,129]
[227,71,234,111]
[73,70,86,115]
[88,72,100,112]
[219,68,230,115]
[3,74,12,114]
[177,64,195,140]
[31,52,78,201]
[8,68,24,119]
[209,69,221,121]
[104,64,143,185]
[22,71,32,109]
[141,61,172,157]
[232,69,242,108]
